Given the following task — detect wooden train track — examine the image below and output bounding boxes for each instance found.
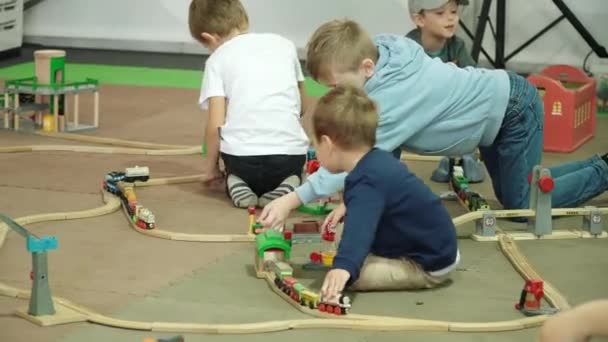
[0,161,605,333]
[0,279,552,333]
[1,133,440,162]
[33,131,193,150]
[0,145,200,155]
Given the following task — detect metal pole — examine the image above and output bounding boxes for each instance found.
[471,0,493,63]
[459,20,496,65]
[0,213,56,317]
[495,0,506,68]
[29,252,56,316]
[553,0,608,58]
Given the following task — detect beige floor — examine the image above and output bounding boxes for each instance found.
[0,84,607,342]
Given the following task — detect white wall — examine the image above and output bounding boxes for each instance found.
[470,0,608,74]
[23,0,414,55]
[23,0,608,74]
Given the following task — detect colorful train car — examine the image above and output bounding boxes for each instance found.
[124,166,150,183]
[103,171,126,195]
[450,166,490,212]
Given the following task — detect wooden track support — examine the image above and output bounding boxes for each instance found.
[16,305,87,327]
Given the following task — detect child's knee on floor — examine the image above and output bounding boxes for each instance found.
[226,174,258,208]
[258,175,301,208]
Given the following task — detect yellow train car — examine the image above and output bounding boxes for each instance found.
[299,290,319,309]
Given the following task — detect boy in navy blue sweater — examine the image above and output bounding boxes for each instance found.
[309,85,460,301]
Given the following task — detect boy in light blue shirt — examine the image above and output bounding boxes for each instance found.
[259,18,608,228]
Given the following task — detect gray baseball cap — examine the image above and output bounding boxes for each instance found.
[408,0,469,15]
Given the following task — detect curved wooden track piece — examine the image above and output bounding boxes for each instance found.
[33,131,194,150]
[117,175,255,242]
[0,191,120,251]
[498,235,571,310]
[121,202,254,242]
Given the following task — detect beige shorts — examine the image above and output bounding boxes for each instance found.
[333,223,452,291]
[348,254,451,291]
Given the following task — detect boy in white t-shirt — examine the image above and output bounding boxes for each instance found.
[188,0,310,209]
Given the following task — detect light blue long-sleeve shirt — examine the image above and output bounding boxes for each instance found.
[295,34,511,204]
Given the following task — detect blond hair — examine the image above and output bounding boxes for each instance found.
[312,85,378,150]
[306,19,378,80]
[188,0,249,43]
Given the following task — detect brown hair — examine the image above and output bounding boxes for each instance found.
[188,0,249,43]
[312,85,378,150]
[306,19,378,80]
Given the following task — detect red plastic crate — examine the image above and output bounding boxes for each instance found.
[527,65,596,152]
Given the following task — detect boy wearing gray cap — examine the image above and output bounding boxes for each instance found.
[407,0,474,67]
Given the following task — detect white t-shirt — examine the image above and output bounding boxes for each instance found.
[199,33,309,156]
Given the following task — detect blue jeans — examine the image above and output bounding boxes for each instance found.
[479,72,608,210]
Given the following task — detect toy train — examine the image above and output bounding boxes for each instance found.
[450,166,490,212]
[125,165,150,183]
[103,171,125,195]
[102,167,156,229]
[268,260,351,315]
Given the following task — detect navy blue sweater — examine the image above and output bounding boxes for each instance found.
[332,148,458,287]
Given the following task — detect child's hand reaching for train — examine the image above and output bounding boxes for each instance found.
[321,269,350,303]
[323,203,346,232]
[259,192,302,229]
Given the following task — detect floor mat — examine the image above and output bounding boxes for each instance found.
[56,239,574,342]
